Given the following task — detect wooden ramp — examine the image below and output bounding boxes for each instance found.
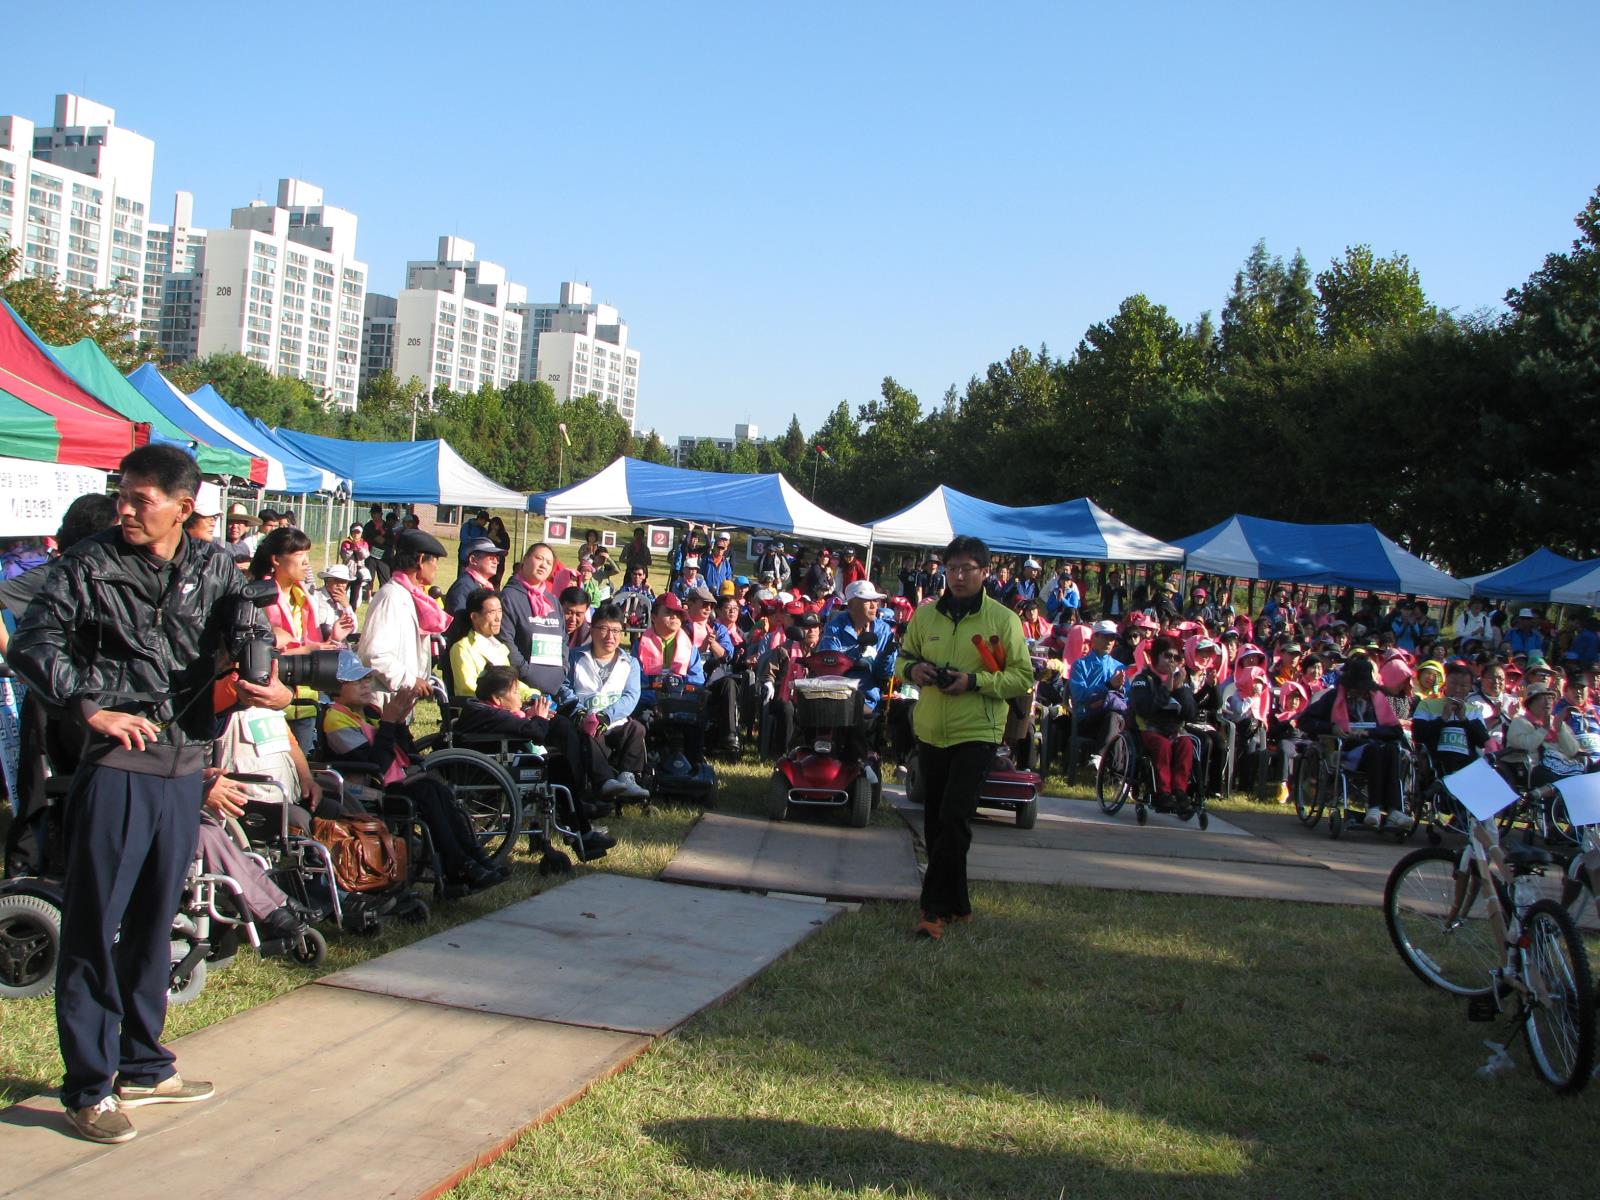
[661,811,922,902]
[0,987,648,1200]
[316,873,843,1035]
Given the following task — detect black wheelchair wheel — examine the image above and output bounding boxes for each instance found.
[1293,755,1324,827]
[1096,738,1130,816]
[419,749,524,867]
[0,891,61,1000]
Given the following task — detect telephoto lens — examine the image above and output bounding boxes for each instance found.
[277,649,345,694]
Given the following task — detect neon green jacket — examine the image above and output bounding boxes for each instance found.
[895,591,1035,748]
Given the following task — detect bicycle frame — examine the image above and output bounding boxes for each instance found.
[1446,818,1558,1012]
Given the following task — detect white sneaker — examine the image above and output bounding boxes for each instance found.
[599,778,629,799]
[1363,807,1382,829]
[613,771,651,800]
[1386,809,1415,831]
[1088,754,1103,773]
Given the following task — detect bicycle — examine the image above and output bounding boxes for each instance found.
[1385,790,1595,1094]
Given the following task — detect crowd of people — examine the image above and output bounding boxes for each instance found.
[5,470,1599,1144]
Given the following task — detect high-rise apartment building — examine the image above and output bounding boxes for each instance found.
[141,190,208,361]
[360,293,397,382]
[195,179,368,411]
[380,236,525,395]
[0,94,154,326]
[510,281,640,428]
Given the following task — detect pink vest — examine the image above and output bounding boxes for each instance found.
[637,631,693,677]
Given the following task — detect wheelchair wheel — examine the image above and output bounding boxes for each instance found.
[290,926,328,967]
[1096,739,1129,816]
[905,749,924,807]
[767,771,790,821]
[1293,757,1323,827]
[1197,809,1210,831]
[848,776,871,828]
[1135,803,1148,826]
[1016,795,1039,830]
[420,749,524,867]
[0,890,61,1000]
[168,949,206,1006]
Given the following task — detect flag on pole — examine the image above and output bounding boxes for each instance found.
[815,443,832,461]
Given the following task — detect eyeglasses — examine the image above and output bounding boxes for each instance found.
[593,625,624,637]
[1159,652,1183,662]
[946,563,984,576]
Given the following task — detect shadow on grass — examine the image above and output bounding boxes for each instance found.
[644,1116,1196,1198]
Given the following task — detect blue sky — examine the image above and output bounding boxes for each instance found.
[8,2,1596,441]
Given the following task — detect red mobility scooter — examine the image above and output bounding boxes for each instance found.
[767,649,883,827]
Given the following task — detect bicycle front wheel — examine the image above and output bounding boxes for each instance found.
[1521,898,1596,1095]
[1384,846,1498,998]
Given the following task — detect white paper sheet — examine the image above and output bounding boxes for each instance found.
[1553,772,1600,827]
[1442,756,1521,822]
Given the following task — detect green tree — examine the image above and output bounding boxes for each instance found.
[809,401,859,503]
[837,376,928,518]
[1,238,151,372]
[1219,241,1318,368]
[169,352,336,433]
[637,430,674,465]
[686,437,725,472]
[1316,245,1438,346]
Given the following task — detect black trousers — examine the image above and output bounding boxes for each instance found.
[917,740,997,921]
[1356,740,1403,811]
[57,765,203,1109]
[601,719,648,774]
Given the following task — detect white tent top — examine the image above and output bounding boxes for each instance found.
[527,457,871,543]
[866,485,1184,561]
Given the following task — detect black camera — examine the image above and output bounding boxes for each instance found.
[227,579,344,694]
[933,665,962,690]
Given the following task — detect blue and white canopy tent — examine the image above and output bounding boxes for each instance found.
[275,429,529,508]
[1173,514,1470,599]
[526,457,872,543]
[1461,549,1588,602]
[866,485,1183,562]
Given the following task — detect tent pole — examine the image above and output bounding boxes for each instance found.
[518,509,528,556]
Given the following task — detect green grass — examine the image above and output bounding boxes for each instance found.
[446,878,1600,1200]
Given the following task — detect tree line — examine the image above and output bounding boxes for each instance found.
[6,184,1597,576]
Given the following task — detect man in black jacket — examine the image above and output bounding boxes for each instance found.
[8,445,289,1145]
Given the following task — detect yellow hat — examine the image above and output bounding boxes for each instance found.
[719,579,737,596]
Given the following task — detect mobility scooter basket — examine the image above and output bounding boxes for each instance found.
[792,676,865,732]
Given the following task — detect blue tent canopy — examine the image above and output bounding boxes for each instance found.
[275,428,527,507]
[866,485,1183,561]
[1461,549,1589,602]
[526,457,871,543]
[1174,514,1469,599]
[184,386,345,493]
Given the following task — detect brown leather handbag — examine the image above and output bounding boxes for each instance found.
[311,816,409,892]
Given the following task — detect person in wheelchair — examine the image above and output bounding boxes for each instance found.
[1296,655,1413,830]
[1412,660,1492,786]
[1128,636,1200,812]
[321,652,509,890]
[450,588,543,704]
[817,580,898,759]
[1070,619,1129,769]
[193,771,311,943]
[1505,678,1599,788]
[757,608,823,755]
[637,591,706,693]
[453,666,617,860]
[554,604,651,802]
[682,583,743,755]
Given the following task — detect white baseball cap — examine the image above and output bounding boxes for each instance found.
[844,580,888,602]
[1023,558,1041,570]
[193,482,224,517]
[318,563,355,582]
[1092,619,1120,636]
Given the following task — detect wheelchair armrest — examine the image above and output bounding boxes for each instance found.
[411,732,446,753]
[316,759,382,780]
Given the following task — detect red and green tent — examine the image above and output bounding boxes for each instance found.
[0,299,138,469]
[47,337,263,481]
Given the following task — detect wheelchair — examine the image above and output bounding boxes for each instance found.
[435,725,587,877]
[1096,724,1211,830]
[639,673,718,807]
[1294,730,1421,840]
[767,651,881,827]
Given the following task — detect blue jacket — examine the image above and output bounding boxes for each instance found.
[1507,627,1546,659]
[818,612,897,711]
[1070,651,1125,709]
[701,554,734,594]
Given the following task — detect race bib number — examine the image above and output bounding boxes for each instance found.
[241,711,293,758]
[1438,725,1469,757]
[526,634,564,667]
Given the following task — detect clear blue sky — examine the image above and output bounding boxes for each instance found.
[8,2,1596,441]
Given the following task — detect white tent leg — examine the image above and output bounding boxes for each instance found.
[518,510,528,556]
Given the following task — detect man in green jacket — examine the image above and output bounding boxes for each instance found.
[897,535,1035,939]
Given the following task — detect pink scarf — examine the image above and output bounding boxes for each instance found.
[1331,685,1398,732]
[512,573,557,618]
[395,571,450,635]
[1234,665,1272,722]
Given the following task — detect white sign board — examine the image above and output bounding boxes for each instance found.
[0,456,108,537]
[1442,756,1521,823]
[1553,773,1600,829]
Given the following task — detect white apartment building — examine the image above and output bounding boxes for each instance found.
[0,94,154,327]
[196,179,367,411]
[142,190,207,360]
[360,292,397,382]
[675,423,763,466]
[384,237,525,395]
[510,281,641,428]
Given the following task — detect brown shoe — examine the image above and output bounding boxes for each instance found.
[914,913,945,940]
[115,1073,215,1107]
[66,1096,136,1144]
